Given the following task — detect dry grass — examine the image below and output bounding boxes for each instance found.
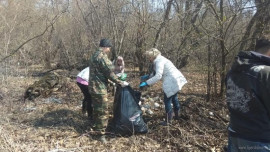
[0,67,228,152]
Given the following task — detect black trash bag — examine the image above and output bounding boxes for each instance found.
[107,86,148,136]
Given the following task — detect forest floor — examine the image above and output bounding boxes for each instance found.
[0,66,229,152]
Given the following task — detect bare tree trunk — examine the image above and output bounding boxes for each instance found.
[106,0,118,60]
[75,0,102,47]
[153,0,173,48]
[205,0,228,96]
[174,0,203,69]
[206,40,211,102]
[44,26,55,69]
[219,0,226,96]
[135,24,146,75]
[239,0,270,51]
[213,64,218,96]
[132,1,149,75]
[106,0,127,60]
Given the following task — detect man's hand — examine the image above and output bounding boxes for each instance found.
[116,73,122,77]
[120,81,129,87]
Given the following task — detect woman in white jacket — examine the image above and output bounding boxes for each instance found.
[140,48,187,125]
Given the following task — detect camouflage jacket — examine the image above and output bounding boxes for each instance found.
[89,49,121,94]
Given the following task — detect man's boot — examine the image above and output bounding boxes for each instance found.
[99,135,107,144]
[95,129,108,144]
[159,111,173,126]
[174,110,180,120]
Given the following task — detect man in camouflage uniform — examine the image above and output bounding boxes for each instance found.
[88,38,128,143]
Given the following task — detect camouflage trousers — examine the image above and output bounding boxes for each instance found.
[90,93,110,132]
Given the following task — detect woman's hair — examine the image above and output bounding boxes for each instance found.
[145,48,161,59]
[115,56,124,67]
[114,56,125,73]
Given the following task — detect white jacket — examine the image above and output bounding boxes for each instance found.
[146,55,187,97]
[77,67,89,82]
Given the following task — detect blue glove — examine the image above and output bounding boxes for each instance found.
[140,75,149,81]
[139,82,148,88]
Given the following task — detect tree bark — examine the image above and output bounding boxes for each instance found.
[219,0,226,96]
[153,0,173,48]
[239,0,270,51]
